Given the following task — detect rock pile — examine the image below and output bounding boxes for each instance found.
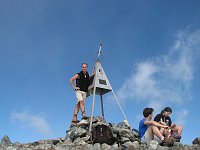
[65,116,139,145]
[0,117,200,150]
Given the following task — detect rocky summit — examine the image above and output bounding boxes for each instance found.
[1,116,200,150]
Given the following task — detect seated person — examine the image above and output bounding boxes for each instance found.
[139,108,171,144]
[154,107,183,141]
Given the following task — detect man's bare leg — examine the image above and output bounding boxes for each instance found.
[146,125,164,140]
[79,100,88,119]
[160,128,164,135]
[146,125,154,140]
[74,103,80,114]
[171,125,183,135]
[176,125,183,135]
[79,100,84,112]
[72,103,80,122]
[151,125,164,139]
[160,128,171,138]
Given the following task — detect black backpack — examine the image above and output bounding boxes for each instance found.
[92,124,116,145]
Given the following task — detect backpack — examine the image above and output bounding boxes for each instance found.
[92,124,116,145]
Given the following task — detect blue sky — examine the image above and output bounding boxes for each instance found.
[0,0,200,144]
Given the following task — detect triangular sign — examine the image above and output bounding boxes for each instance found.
[88,61,112,95]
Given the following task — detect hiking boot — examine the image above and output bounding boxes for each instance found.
[82,111,88,119]
[161,137,175,147]
[172,132,182,142]
[71,114,77,124]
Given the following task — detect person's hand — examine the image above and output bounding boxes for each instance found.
[160,122,167,126]
[74,87,80,91]
[163,125,169,129]
[168,128,172,133]
[171,123,176,128]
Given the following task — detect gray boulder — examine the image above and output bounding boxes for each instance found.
[173,142,183,148]
[117,122,130,129]
[193,137,200,145]
[123,141,135,149]
[69,127,87,141]
[111,126,119,134]
[132,128,140,138]
[101,143,111,150]
[132,141,140,149]
[0,135,12,147]
[148,140,158,150]
[112,143,118,150]
[86,144,93,150]
[93,143,101,150]
[120,137,130,143]
[157,145,169,150]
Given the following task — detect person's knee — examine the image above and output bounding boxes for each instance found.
[151,125,158,130]
[151,125,159,133]
[178,125,183,132]
[146,126,152,134]
[160,128,164,132]
[79,100,84,104]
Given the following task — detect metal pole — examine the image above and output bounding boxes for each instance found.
[111,90,128,121]
[97,44,102,58]
[89,86,96,135]
[100,94,104,119]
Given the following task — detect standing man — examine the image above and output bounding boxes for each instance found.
[70,63,90,123]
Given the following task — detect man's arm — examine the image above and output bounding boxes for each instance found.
[154,114,167,126]
[144,120,168,129]
[70,74,79,90]
[160,121,167,126]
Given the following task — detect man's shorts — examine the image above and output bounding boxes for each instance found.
[141,128,162,144]
[154,135,162,144]
[75,90,87,103]
[141,130,152,143]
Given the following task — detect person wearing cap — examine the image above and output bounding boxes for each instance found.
[154,107,183,141]
[70,63,90,124]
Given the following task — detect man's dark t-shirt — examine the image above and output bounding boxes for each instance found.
[154,114,172,126]
[76,71,90,92]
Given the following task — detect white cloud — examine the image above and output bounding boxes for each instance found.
[174,109,189,126]
[10,111,52,136]
[115,29,200,123]
[118,61,161,101]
